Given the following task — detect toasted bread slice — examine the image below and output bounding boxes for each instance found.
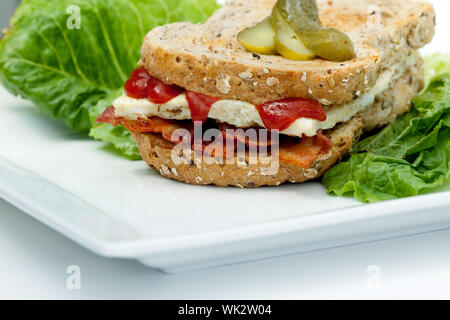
[140,0,434,106]
[131,59,424,187]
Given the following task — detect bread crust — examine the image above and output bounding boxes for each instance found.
[130,60,424,187]
[139,0,434,105]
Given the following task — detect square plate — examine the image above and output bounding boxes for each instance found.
[1,87,449,273]
[1,0,449,273]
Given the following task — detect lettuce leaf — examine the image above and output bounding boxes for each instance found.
[87,88,141,160]
[0,0,219,158]
[425,53,450,83]
[323,73,450,203]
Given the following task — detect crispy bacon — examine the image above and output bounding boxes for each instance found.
[97,107,332,168]
[279,131,332,168]
[97,106,193,143]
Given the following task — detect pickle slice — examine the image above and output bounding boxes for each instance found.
[275,0,321,30]
[272,8,315,61]
[238,0,354,62]
[275,0,355,62]
[300,29,355,62]
[238,18,276,55]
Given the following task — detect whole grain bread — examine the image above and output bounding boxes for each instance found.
[131,60,424,187]
[139,0,434,106]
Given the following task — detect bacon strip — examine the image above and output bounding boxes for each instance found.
[279,131,333,168]
[97,106,193,143]
[97,107,332,168]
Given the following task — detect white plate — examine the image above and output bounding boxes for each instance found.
[1,87,449,273]
[1,0,449,273]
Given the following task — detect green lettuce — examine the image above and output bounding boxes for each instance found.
[323,73,450,203]
[88,88,141,160]
[0,0,219,159]
[425,53,450,83]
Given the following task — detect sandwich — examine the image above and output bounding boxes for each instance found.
[97,0,435,187]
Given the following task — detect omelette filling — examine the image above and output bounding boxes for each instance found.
[98,53,420,168]
[112,53,420,138]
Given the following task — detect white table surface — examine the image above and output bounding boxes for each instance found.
[1,0,450,300]
[2,196,450,300]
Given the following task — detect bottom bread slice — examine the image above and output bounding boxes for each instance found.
[131,116,362,187]
[131,60,424,187]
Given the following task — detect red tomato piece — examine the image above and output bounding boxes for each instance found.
[256,98,327,131]
[185,91,221,123]
[147,77,184,104]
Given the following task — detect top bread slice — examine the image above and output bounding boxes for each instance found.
[139,0,435,106]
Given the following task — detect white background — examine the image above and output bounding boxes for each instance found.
[0,0,449,299]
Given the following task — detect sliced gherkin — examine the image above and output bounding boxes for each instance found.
[275,0,355,62]
[238,0,354,62]
[275,0,321,29]
[299,28,355,62]
[271,7,315,61]
[238,18,276,55]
